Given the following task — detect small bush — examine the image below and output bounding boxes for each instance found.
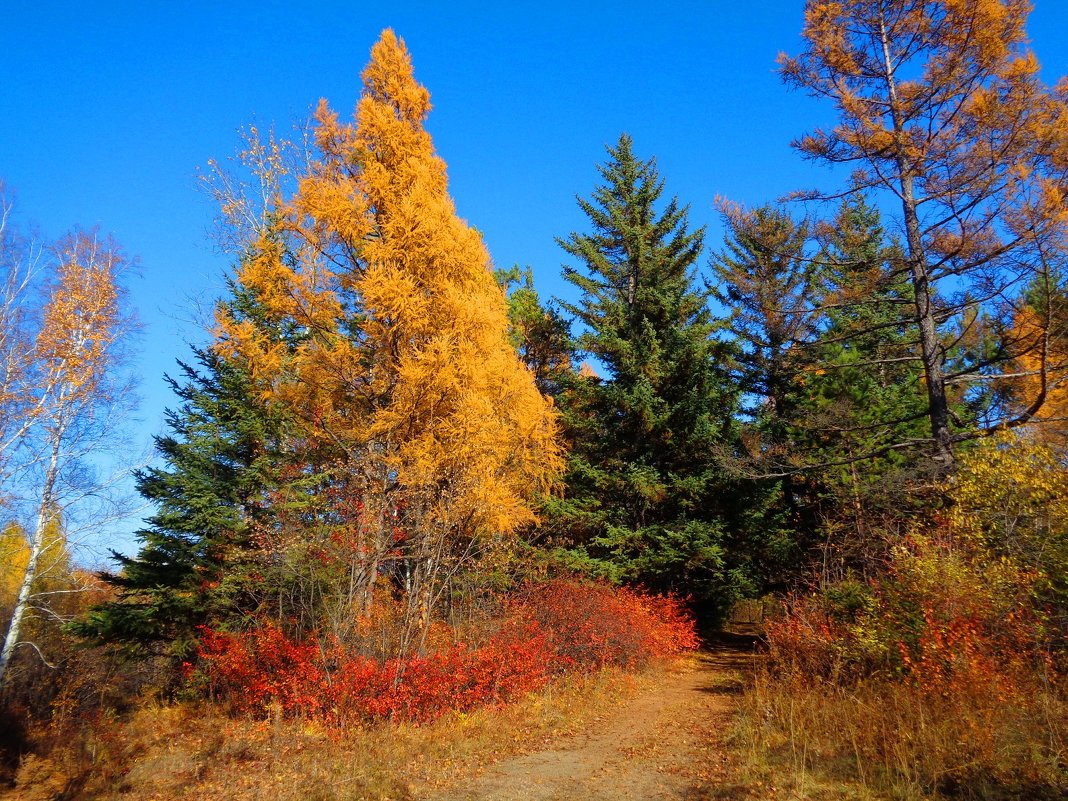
[194,579,697,725]
[510,578,700,670]
[746,522,1068,799]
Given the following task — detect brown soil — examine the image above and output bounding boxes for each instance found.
[427,634,757,801]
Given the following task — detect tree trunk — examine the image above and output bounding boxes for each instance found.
[879,15,956,472]
[0,436,60,686]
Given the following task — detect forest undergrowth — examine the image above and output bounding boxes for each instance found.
[0,578,698,799]
[730,437,1068,800]
[5,660,652,801]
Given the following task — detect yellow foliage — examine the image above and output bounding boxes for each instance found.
[951,430,1068,543]
[0,521,30,608]
[37,232,124,395]
[1003,304,1068,449]
[216,30,563,604]
[949,432,1068,614]
[0,516,70,609]
[347,30,562,535]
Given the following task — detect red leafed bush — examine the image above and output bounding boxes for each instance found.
[196,620,552,724]
[762,598,852,681]
[510,579,699,670]
[196,624,329,716]
[195,580,697,724]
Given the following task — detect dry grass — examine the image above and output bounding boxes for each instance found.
[1,664,650,801]
[731,668,1068,801]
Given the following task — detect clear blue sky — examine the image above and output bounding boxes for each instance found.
[3,1,1068,554]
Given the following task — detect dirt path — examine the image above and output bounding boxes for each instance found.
[428,635,754,801]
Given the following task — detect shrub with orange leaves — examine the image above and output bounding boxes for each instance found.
[194,580,697,725]
[766,528,1047,688]
[510,579,699,671]
[753,547,1065,796]
[750,435,1068,797]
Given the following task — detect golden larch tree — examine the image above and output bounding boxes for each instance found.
[1004,296,1068,449]
[218,31,562,652]
[781,0,1068,469]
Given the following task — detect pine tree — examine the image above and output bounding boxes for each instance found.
[549,135,743,605]
[75,345,287,658]
[495,266,573,398]
[710,203,821,457]
[796,199,933,574]
[801,199,929,475]
[708,203,830,584]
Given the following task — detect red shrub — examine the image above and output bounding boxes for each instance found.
[510,579,699,670]
[195,580,697,724]
[197,624,327,716]
[763,600,852,680]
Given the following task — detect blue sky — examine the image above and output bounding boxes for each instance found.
[3,1,1068,554]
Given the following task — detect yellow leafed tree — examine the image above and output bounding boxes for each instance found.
[0,522,30,611]
[1,229,133,686]
[1003,302,1068,450]
[218,30,562,651]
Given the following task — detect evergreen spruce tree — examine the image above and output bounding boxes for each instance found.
[709,199,933,579]
[708,204,825,585]
[75,344,287,658]
[710,204,821,456]
[495,265,573,398]
[795,199,932,574]
[801,199,929,480]
[548,135,744,607]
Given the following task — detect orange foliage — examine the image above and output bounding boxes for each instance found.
[511,579,700,670]
[215,31,563,647]
[1,227,134,687]
[1005,304,1068,448]
[765,526,1048,691]
[781,1,1068,462]
[194,581,697,725]
[38,231,127,394]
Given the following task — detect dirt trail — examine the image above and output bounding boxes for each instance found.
[429,634,754,801]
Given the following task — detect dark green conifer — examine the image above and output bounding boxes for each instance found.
[495,265,574,398]
[710,204,821,455]
[74,345,286,658]
[802,198,929,476]
[798,199,934,572]
[708,204,822,585]
[547,135,744,607]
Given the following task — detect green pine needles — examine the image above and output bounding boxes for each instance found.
[546,135,751,610]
